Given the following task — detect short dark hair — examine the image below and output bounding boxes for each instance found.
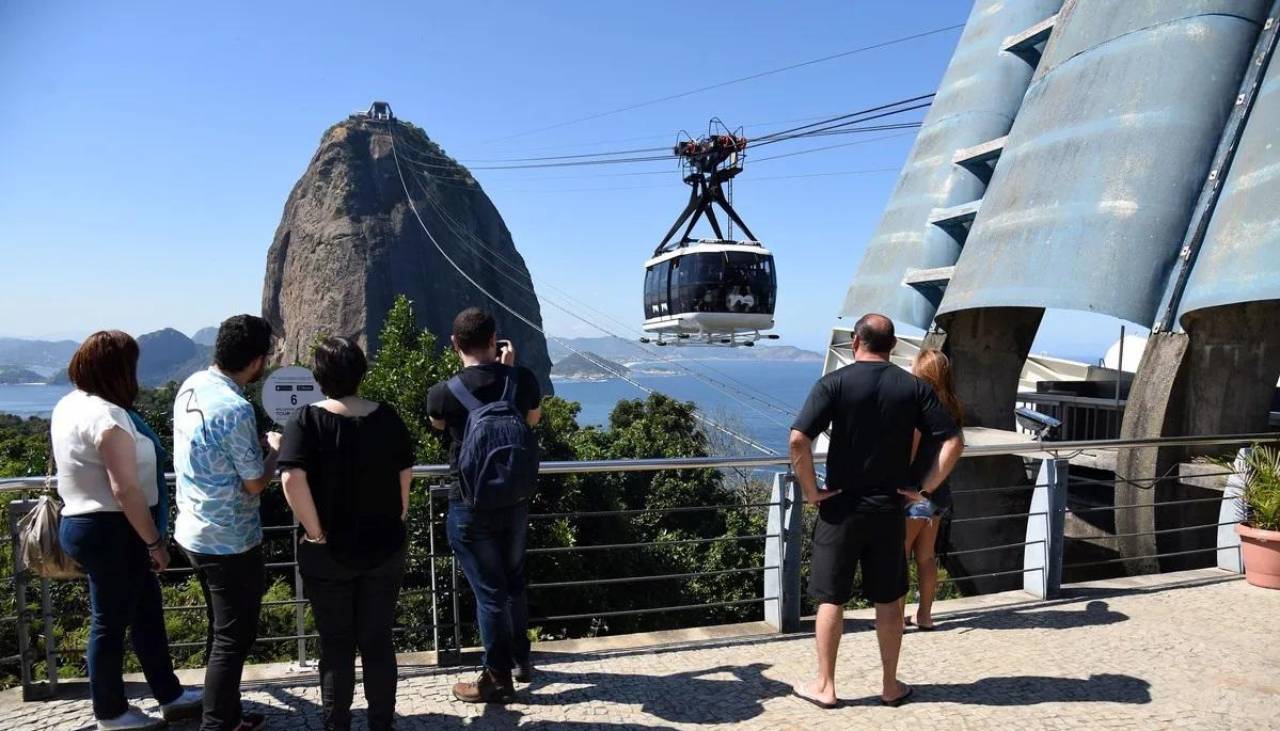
[854,313,896,355]
[68,330,140,409]
[215,315,274,372]
[312,337,367,399]
[452,307,496,354]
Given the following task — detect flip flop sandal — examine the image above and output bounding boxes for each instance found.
[881,684,914,707]
[792,688,838,710]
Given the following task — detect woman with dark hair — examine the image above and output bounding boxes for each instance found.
[278,337,414,731]
[52,331,202,730]
[904,348,964,631]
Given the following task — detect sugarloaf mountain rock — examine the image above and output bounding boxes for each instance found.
[261,113,553,391]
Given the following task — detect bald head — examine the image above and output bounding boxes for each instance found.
[853,313,896,357]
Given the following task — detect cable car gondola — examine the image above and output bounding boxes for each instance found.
[640,120,778,347]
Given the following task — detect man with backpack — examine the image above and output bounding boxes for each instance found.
[428,308,542,703]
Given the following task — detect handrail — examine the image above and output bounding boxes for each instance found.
[0,431,1276,492]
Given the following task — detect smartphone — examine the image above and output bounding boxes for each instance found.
[497,339,512,354]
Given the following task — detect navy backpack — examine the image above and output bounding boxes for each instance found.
[447,374,540,510]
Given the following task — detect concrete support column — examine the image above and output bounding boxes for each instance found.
[1116,300,1280,571]
[925,306,1045,593]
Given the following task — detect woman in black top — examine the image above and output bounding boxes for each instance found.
[278,338,414,731]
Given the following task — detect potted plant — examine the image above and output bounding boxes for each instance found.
[1231,445,1280,589]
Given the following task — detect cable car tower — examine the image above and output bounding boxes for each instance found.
[640,119,778,346]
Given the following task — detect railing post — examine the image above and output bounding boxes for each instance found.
[435,483,461,666]
[448,555,462,664]
[40,575,56,690]
[764,472,801,632]
[1217,448,1248,573]
[428,485,440,658]
[1024,458,1066,599]
[7,499,53,700]
[292,521,308,668]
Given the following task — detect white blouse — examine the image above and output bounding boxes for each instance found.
[50,390,158,516]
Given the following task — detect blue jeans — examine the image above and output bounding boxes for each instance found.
[447,502,531,673]
[59,511,183,720]
[906,498,939,520]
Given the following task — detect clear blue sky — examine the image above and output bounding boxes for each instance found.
[0,0,1132,359]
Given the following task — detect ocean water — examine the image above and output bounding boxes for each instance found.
[0,361,821,454]
[0,383,72,418]
[553,360,820,454]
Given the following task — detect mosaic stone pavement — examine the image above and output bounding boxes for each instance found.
[3,569,1276,730]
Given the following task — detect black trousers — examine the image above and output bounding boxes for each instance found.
[184,545,264,731]
[298,543,406,731]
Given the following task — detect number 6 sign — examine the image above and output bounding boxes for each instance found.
[262,366,323,426]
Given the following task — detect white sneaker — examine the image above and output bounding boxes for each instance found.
[97,706,166,730]
[160,687,204,721]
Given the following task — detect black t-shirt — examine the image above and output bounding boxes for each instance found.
[426,363,541,500]
[277,403,414,569]
[791,360,958,515]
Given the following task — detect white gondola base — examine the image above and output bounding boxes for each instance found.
[641,312,777,347]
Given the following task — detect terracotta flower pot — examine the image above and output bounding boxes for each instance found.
[1237,523,1280,589]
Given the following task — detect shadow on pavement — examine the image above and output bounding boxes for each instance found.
[843,673,1152,707]
[402,704,679,731]
[522,661,790,724]
[932,599,1129,632]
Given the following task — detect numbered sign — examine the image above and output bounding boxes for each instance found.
[262,366,323,426]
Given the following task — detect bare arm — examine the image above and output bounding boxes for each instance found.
[280,468,324,540]
[430,416,446,431]
[400,468,412,521]
[899,433,964,502]
[789,429,839,504]
[526,407,542,427]
[100,427,168,570]
[242,432,282,495]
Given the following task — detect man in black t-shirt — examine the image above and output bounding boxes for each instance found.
[790,314,962,709]
[427,308,542,704]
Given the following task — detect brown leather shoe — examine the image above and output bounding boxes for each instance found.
[452,667,516,704]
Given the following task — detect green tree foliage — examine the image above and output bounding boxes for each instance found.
[359,295,461,465]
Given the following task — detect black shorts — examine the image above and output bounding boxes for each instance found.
[807,511,908,605]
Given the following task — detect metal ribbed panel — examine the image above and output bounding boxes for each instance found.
[937,0,1270,325]
[1177,53,1280,318]
[838,0,1063,328]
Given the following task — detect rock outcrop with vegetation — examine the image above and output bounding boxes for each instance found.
[261,114,553,390]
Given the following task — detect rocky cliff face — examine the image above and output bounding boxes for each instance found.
[261,114,553,391]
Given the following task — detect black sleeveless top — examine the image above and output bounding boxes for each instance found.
[277,403,414,569]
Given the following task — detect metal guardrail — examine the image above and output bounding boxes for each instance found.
[3,432,1277,492]
[1,431,1275,701]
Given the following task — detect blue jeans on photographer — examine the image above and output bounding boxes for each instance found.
[59,509,184,721]
[447,501,531,673]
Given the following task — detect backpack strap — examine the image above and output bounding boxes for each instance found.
[447,375,485,413]
[500,375,517,405]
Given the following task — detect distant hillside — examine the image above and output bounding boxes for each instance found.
[0,338,78,370]
[0,331,209,387]
[0,366,45,385]
[136,329,210,386]
[551,352,630,381]
[547,337,822,364]
[191,327,218,346]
